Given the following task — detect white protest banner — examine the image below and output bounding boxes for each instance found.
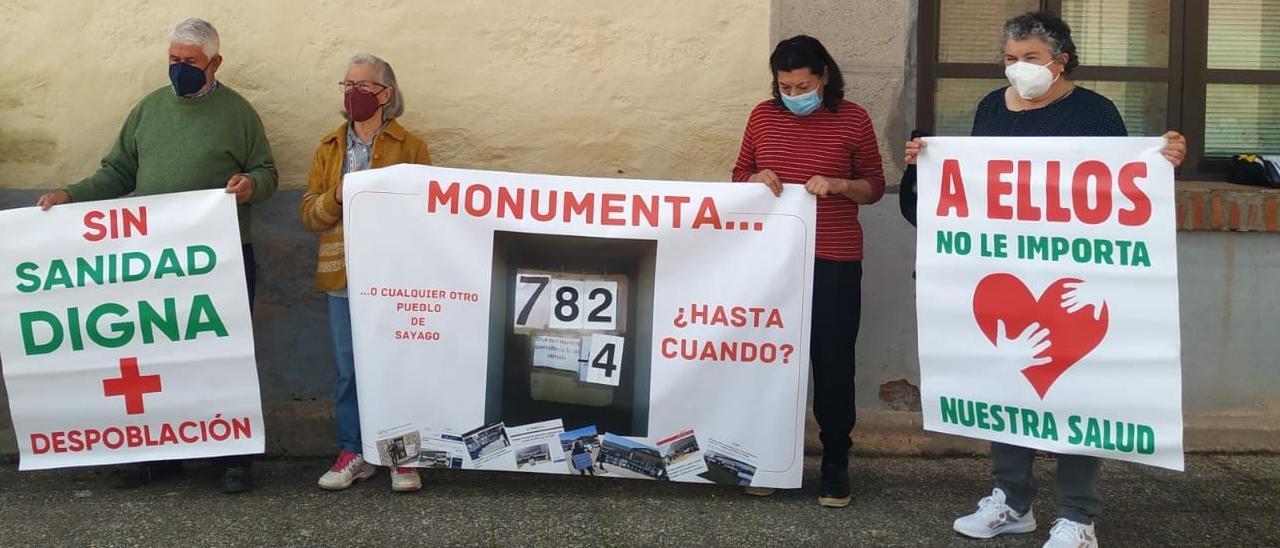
[0,190,264,470]
[344,164,814,488]
[916,137,1184,470]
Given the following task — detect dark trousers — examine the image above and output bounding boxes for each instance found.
[214,244,257,470]
[992,442,1102,524]
[243,243,256,305]
[811,259,863,465]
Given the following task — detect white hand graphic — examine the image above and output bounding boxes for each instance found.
[993,320,1052,368]
[1061,280,1107,320]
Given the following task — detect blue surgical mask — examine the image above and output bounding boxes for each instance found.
[780,89,822,116]
[169,62,209,96]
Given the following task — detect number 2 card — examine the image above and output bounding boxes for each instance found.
[581,280,618,331]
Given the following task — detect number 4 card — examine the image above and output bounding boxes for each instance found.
[583,334,625,387]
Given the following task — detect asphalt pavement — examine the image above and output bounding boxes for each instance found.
[0,454,1276,547]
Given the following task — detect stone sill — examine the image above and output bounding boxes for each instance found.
[1177,180,1280,233]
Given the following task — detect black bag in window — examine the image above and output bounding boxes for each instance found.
[1228,154,1280,188]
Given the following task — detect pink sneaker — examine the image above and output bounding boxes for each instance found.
[317,450,376,490]
[391,466,421,492]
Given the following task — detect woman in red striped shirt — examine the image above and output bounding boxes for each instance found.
[733,35,886,508]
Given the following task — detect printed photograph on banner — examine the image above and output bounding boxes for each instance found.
[375,425,421,467]
[597,434,666,480]
[656,429,709,480]
[516,444,552,469]
[461,422,515,469]
[506,419,567,474]
[418,450,462,469]
[487,232,655,439]
[914,137,1184,471]
[559,425,601,475]
[418,431,467,469]
[698,438,759,486]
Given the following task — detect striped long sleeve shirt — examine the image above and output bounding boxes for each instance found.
[733,99,886,261]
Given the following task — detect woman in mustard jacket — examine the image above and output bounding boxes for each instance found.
[300,53,431,493]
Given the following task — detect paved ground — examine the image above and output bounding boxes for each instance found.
[0,454,1276,547]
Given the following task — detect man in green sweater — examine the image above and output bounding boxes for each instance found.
[36,17,275,494]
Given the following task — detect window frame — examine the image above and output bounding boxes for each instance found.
[917,0,1280,180]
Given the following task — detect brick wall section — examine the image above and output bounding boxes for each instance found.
[1177,181,1280,232]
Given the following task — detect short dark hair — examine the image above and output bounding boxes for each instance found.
[769,35,845,113]
[1001,11,1080,74]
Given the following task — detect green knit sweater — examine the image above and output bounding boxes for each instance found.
[66,84,278,242]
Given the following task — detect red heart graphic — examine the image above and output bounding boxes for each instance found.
[972,273,1109,399]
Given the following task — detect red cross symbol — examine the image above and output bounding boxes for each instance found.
[102,357,162,415]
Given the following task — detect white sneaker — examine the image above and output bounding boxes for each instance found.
[1043,518,1098,548]
[318,450,377,490]
[953,488,1037,539]
[391,466,421,492]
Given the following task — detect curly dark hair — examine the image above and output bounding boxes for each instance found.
[769,35,845,113]
[1001,11,1079,74]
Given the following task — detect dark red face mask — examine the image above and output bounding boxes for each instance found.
[344,88,384,122]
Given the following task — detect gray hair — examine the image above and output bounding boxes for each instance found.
[169,18,220,59]
[999,12,1079,73]
[349,53,405,120]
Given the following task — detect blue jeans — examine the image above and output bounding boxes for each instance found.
[328,295,361,454]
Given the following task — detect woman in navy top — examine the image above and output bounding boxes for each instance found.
[970,84,1128,138]
[905,12,1185,548]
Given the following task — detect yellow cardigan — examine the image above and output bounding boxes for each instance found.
[299,119,431,292]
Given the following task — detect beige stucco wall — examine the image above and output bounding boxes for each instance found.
[0,0,771,190]
[773,0,916,185]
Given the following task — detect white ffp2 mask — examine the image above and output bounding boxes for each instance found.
[1005,60,1059,100]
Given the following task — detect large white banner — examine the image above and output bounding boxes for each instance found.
[916,137,1184,470]
[0,190,264,470]
[344,165,815,488]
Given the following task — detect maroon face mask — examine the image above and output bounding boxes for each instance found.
[344,88,384,122]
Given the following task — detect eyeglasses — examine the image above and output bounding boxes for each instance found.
[338,80,388,94]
